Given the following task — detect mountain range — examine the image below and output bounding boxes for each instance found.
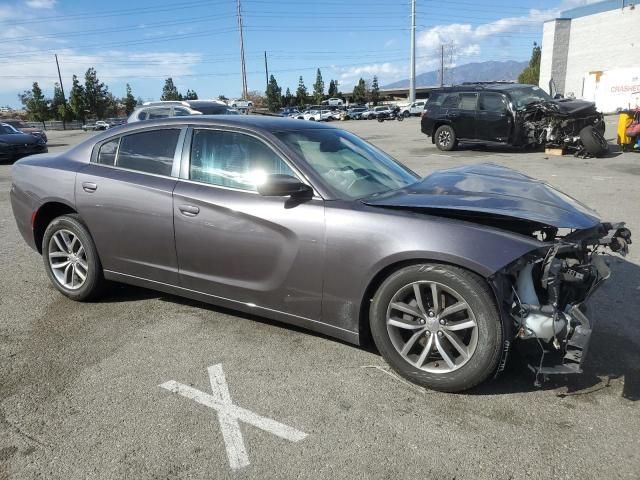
[383,60,528,89]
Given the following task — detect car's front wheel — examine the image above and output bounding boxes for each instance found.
[434,125,457,151]
[42,214,105,301]
[370,263,502,392]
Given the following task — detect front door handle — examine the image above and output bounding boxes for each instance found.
[178,205,200,217]
[82,182,97,193]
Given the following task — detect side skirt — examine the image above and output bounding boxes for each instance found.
[103,270,360,345]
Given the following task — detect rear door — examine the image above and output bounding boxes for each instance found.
[445,92,478,139]
[477,92,511,143]
[75,126,185,284]
[172,127,325,321]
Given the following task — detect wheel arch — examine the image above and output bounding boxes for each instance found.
[33,201,78,253]
[357,254,498,347]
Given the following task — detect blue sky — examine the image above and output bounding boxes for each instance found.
[0,0,597,107]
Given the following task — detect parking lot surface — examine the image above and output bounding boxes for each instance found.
[1,117,639,479]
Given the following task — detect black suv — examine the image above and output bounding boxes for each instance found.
[420,83,607,157]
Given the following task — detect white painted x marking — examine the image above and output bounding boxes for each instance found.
[160,364,307,470]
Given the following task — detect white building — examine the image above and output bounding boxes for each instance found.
[540,0,640,112]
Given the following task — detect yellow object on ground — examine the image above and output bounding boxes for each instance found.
[617,111,635,146]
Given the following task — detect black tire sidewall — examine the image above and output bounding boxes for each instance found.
[42,215,104,302]
[434,125,456,151]
[369,264,502,392]
[580,125,608,157]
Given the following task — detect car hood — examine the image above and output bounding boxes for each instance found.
[362,163,601,229]
[522,99,598,116]
[0,133,43,145]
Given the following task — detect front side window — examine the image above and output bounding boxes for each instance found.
[275,129,418,199]
[97,138,119,166]
[479,93,507,112]
[190,129,296,191]
[116,129,180,176]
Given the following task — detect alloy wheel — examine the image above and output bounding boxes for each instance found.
[437,130,451,147]
[48,229,88,290]
[386,281,478,373]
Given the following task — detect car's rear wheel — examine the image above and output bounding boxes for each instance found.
[403,111,411,118]
[42,214,105,301]
[369,263,502,392]
[434,125,457,151]
[580,125,608,157]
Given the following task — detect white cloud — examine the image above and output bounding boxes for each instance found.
[335,62,406,89]
[25,0,57,9]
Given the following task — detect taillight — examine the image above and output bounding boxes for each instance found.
[30,210,37,228]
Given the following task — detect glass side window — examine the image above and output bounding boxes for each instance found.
[441,93,459,108]
[458,93,478,110]
[173,107,192,116]
[190,129,296,191]
[116,129,180,176]
[479,93,507,112]
[97,138,119,166]
[146,107,172,120]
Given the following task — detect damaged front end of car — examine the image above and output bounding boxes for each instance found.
[491,222,632,385]
[516,100,608,158]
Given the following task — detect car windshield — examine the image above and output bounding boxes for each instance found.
[6,121,27,129]
[0,124,19,134]
[275,128,418,199]
[509,86,553,109]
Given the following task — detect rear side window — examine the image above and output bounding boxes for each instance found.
[189,129,295,191]
[116,129,180,176]
[458,93,478,110]
[97,138,119,166]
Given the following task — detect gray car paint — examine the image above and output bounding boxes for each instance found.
[11,116,560,345]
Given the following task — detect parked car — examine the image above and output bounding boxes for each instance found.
[183,100,239,115]
[325,98,344,106]
[10,116,631,392]
[82,121,110,131]
[343,106,368,120]
[421,83,608,156]
[303,109,333,121]
[364,106,393,120]
[400,101,426,117]
[0,122,47,162]
[127,105,203,123]
[3,119,47,143]
[278,107,300,117]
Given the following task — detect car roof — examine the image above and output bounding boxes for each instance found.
[117,115,337,134]
[430,82,533,93]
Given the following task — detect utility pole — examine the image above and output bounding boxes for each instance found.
[440,45,444,87]
[409,0,416,103]
[237,0,248,100]
[54,54,68,130]
[264,51,269,89]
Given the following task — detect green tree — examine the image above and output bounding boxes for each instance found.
[185,89,198,100]
[295,76,308,107]
[18,82,49,127]
[265,75,282,112]
[161,77,182,101]
[328,79,339,98]
[123,83,137,116]
[284,88,293,107]
[68,75,86,122]
[104,92,120,118]
[352,78,367,104]
[370,76,380,106]
[50,82,68,121]
[84,68,109,118]
[313,68,325,104]
[217,94,229,102]
[518,42,541,86]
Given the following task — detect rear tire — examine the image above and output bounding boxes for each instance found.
[434,125,457,151]
[369,263,502,392]
[580,125,608,157]
[42,214,105,302]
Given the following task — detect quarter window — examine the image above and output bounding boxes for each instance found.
[190,129,296,191]
[116,129,180,176]
[97,138,119,166]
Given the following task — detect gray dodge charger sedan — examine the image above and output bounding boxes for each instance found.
[10,116,631,392]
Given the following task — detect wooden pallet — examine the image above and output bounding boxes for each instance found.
[544,147,566,156]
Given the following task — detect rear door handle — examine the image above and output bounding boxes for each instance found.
[178,205,200,217]
[82,182,97,193]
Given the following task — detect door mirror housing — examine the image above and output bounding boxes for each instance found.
[257,174,312,197]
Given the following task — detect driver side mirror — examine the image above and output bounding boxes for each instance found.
[257,174,312,197]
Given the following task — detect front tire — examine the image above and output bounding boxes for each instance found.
[369,263,502,392]
[580,125,608,157]
[434,125,457,151]
[42,214,105,302]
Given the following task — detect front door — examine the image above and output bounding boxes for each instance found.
[75,127,184,284]
[477,92,512,143]
[173,128,325,321]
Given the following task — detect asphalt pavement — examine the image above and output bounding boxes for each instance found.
[1,116,639,479]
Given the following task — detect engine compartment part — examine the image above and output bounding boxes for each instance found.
[498,222,631,386]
